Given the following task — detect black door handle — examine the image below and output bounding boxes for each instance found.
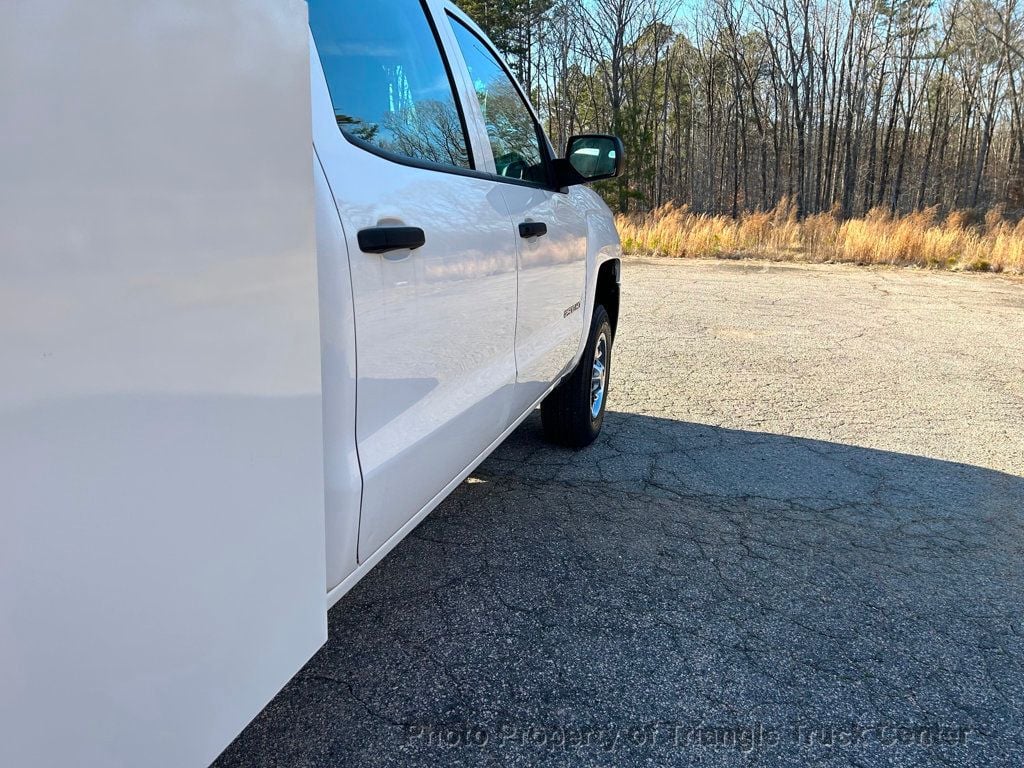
[518,221,548,238]
[357,226,426,254]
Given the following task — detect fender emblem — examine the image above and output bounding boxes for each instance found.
[563,301,581,318]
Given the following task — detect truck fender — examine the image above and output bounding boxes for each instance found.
[570,191,622,372]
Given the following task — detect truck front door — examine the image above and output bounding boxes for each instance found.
[445,13,589,413]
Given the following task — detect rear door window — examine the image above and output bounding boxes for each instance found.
[309,0,473,170]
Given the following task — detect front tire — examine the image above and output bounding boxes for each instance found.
[541,304,613,448]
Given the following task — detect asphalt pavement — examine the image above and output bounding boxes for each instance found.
[216,258,1024,767]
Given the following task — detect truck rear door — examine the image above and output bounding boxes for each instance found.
[308,0,520,571]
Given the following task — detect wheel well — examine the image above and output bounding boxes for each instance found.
[595,259,620,339]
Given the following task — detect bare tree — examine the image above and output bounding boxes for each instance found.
[458,0,1024,216]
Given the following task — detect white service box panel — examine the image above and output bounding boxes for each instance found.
[0,2,326,766]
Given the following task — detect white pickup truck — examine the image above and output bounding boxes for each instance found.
[0,1,622,766]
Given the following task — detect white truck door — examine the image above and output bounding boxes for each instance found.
[0,3,325,767]
[308,0,519,566]
[445,14,590,412]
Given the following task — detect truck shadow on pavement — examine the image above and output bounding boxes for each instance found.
[216,410,1024,768]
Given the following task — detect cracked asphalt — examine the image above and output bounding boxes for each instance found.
[216,258,1024,767]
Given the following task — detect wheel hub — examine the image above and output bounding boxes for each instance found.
[590,331,607,419]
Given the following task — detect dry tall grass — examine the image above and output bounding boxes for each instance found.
[616,199,1024,274]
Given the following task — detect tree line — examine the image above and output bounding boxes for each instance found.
[458,0,1024,217]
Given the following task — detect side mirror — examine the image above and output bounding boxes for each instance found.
[557,134,624,186]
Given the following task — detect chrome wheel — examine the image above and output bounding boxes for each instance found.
[590,331,608,419]
[541,303,611,448]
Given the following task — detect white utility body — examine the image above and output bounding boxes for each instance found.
[0,2,622,766]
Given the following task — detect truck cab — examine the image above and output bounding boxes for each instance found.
[308,0,624,600]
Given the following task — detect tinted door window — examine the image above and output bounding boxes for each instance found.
[448,18,548,186]
[309,0,472,169]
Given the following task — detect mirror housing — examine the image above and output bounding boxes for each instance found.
[554,134,624,187]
